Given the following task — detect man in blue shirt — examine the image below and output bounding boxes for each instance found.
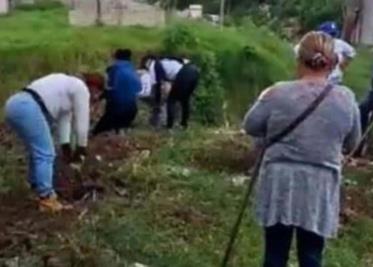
[92,49,141,135]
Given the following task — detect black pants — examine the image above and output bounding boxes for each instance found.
[167,64,199,129]
[92,105,137,136]
[360,90,373,134]
[354,89,373,156]
[264,224,325,267]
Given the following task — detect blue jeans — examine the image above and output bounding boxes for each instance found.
[264,224,325,267]
[5,92,55,197]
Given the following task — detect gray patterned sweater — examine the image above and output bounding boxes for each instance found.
[243,80,361,238]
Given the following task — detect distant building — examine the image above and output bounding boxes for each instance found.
[0,0,9,14]
[68,0,165,27]
[188,5,202,19]
[19,0,34,4]
[177,4,203,20]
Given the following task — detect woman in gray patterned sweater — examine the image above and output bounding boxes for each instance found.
[243,32,361,267]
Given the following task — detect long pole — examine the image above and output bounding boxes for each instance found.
[220,150,264,267]
[220,0,226,28]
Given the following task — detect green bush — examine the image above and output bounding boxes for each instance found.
[15,0,64,11]
[0,7,298,123]
[163,24,225,125]
[192,51,224,125]
[297,0,343,32]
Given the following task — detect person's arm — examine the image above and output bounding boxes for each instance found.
[344,99,362,153]
[100,66,114,100]
[72,80,90,159]
[58,113,72,145]
[242,87,274,137]
[134,72,142,95]
[294,43,300,57]
[141,73,152,97]
[154,61,166,105]
[340,41,356,70]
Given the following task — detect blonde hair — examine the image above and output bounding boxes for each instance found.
[297,31,336,71]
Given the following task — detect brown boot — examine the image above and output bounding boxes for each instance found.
[38,194,73,213]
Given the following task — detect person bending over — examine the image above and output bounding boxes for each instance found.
[141,55,200,129]
[92,49,141,135]
[5,73,94,212]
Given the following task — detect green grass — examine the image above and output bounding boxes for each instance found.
[0,7,294,122]
[345,48,373,99]
[13,129,373,266]
[1,125,373,266]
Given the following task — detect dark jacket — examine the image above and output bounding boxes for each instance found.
[105,60,141,113]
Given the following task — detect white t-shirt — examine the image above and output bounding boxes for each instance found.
[294,38,356,84]
[329,38,356,84]
[138,70,152,98]
[161,59,183,81]
[148,59,183,86]
[28,73,90,147]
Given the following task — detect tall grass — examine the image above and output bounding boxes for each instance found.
[0,6,370,120]
[0,7,295,121]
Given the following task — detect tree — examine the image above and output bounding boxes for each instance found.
[96,0,102,26]
[342,0,362,42]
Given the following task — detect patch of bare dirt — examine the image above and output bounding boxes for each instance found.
[0,192,77,258]
[190,132,256,174]
[0,123,164,259]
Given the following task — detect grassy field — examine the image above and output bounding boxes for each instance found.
[0,6,371,119]
[0,6,294,121]
[0,4,373,267]
[1,127,373,267]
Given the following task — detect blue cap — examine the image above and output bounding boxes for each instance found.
[317,21,340,38]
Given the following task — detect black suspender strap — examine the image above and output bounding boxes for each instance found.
[22,88,53,123]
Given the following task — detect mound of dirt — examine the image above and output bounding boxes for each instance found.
[0,123,164,258]
[190,132,256,174]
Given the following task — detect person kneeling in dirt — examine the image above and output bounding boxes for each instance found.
[4,73,94,212]
[141,55,200,129]
[244,32,361,267]
[92,49,141,135]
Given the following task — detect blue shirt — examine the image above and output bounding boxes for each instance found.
[106,60,141,112]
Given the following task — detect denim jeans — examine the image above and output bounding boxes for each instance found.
[5,92,55,197]
[263,224,325,267]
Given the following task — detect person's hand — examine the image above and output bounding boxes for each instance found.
[72,146,87,163]
[60,144,72,163]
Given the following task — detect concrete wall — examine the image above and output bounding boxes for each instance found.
[18,0,34,4]
[188,5,203,19]
[360,0,373,45]
[0,0,9,14]
[69,0,165,27]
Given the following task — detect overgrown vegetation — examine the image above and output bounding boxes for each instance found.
[1,127,373,267]
[0,7,293,123]
[149,0,344,35]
